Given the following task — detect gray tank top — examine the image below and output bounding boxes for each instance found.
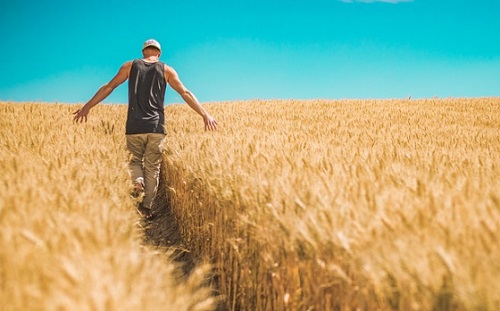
[126,59,167,134]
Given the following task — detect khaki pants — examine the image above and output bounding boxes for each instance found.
[126,133,166,210]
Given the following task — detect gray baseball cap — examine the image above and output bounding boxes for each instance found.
[142,39,161,51]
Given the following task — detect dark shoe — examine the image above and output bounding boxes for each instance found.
[130,180,145,198]
[137,204,156,220]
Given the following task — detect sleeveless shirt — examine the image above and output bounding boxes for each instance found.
[126,59,167,135]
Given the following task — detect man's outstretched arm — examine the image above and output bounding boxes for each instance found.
[165,65,218,131]
[73,62,132,123]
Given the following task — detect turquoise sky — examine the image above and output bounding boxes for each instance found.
[1,0,499,104]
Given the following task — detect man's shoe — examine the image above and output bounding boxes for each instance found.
[130,181,145,198]
[137,203,156,220]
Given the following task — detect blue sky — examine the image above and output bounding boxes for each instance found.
[1,0,499,104]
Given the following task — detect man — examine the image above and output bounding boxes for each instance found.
[73,39,218,219]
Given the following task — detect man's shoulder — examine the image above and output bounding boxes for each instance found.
[121,60,135,68]
[163,63,176,72]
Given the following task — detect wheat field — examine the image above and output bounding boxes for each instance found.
[1,98,499,310]
[162,98,500,310]
[0,102,215,311]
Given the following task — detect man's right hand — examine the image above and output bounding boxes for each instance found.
[73,106,90,123]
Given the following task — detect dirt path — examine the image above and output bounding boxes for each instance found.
[141,164,226,310]
[142,167,197,276]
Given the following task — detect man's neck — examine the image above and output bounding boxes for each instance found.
[142,56,159,63]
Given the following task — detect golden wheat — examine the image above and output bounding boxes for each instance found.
[0,102,215,311]
[2,99,499,310]
[163,98,500,310]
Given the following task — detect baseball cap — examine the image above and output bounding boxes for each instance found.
[142,39,161,52]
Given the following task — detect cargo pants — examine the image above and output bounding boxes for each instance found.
[126,133,166,210]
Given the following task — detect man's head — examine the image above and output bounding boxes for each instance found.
[142,39,161,57]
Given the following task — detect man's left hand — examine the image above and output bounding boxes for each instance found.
[203,115,218,131]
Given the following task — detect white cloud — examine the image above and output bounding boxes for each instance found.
[340,0,414,3]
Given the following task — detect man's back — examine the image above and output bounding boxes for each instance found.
[126,59,167,135]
